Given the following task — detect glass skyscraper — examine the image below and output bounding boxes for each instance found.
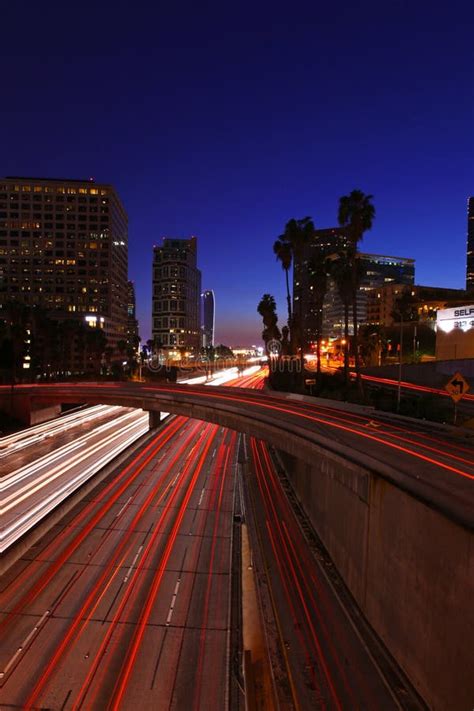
[201,289,215,348]
[152,237,201,353]
[466,197,474,292]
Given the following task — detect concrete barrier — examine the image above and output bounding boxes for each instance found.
[281,450,474,711]
[0,391,61,425]
[1,381,472,708]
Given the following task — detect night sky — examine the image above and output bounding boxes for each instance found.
[2,1,473,345]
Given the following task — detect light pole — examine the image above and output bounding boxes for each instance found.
[397,317,403,412]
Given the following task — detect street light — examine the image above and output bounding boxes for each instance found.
[397,317,403,413]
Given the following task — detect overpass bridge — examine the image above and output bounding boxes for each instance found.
[1,381,473,710]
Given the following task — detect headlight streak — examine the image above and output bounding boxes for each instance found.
[1,418,149,552]
[0,416,187,634]
[0,405,123,458]
[21,421,208,709]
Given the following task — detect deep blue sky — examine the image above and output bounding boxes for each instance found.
[2,1,473,344]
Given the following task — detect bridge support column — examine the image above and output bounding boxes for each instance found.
[148,410,162,429]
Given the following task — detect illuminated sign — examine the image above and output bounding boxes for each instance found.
[436,304,474,333]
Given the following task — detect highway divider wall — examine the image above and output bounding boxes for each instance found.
[279,448,473,711]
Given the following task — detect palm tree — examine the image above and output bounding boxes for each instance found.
[307,253,330,378]
[275,217,315,365]
[257,294,281,353]
[273,239,293,327]
[338,190,375,385]
[327,254,351,384]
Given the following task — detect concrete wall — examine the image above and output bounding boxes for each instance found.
[282,451,474,711]
[362,359,474,386]
[0,392,61,425]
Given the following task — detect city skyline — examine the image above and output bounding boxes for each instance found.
[2,3,473,345]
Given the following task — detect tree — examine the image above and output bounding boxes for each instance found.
[117,339,128,356]
[85,328,107,373]
[327,253,352,384]
[307,253,330,378]
[275,217,315,364]
[338,190,375,386]
[358,324,387,367]
[0,302,29,384]
[215,344,234,358]
[273,239,293,328]
[257,294,281,354]
[390,287,419,410]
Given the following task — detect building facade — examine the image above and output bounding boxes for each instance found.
[367,284,467,329]
[201,289,215,348]
[152,237,201,353]
[293,227,350,345]
[0,176,128,368]
[466,197,474,293]
[126,280,139,346]
[323,253,415,337]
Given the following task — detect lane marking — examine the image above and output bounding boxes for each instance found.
[198,488,205,507]
[165,579,181,626]
[115,496,133,518]
[123,546,144,584]
[0,609,50,679]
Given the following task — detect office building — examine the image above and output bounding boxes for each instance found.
[126,280,139,346]
[201,289,215,348]
[293,227,350,345]
[323,253,415,337]
[152,237,201,353]
[293,226,415,341]
[367,284,467,328]
[0,176,128,367]
[466,197,474,292]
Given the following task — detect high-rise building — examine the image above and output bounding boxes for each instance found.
[201,289,215,348]
[126,280,139,345]
[323,253,415,337]
[293,227,350,345]
[466,197,474,292]
[152,237,201,353]
[367,284,466,328]
[0,176,128,364]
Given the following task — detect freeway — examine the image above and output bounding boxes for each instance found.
[0,367,471,709]
[1,408,150,553]
[0,371,265,709]
[0,369,255,554]
[244,437,423,710]
[0,364,422,711]
[0,415,238,709]
[12,377,471,523]
[0,405,135,475]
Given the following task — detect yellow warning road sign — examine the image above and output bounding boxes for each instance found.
[445,372,470,402]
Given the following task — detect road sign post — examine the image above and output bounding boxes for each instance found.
[305,378,316,396]
[444,372,470,425]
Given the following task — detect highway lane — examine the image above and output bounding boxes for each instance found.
[0,415,239,710]
[133,380,474,521]
[244,437,422,710]
[1,367,469,710]
[0,372,264,709]
[15,378,473,499]
[0,405,133,475]
[0,369,261,555]
[1,408,150,553]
